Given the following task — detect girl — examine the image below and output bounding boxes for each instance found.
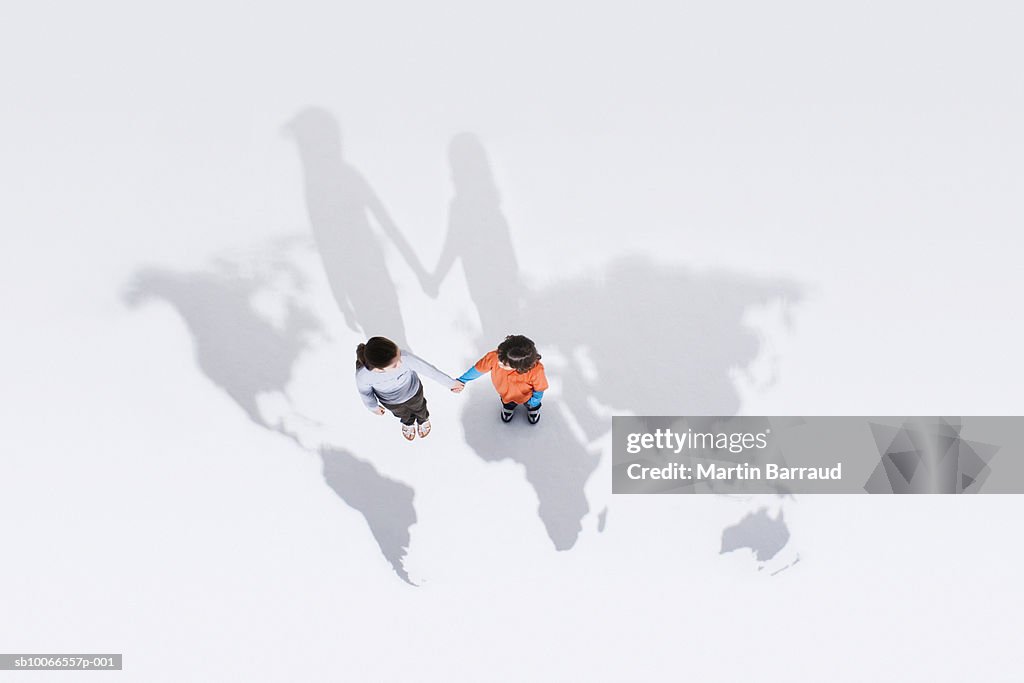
[457,335,548,424]
[355,337,464,440]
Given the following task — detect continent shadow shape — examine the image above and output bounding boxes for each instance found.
[410,133,803,553]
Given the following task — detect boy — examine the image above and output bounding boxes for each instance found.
[457,335,548,424]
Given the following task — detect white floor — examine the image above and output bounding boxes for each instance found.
[2,2,1023,680]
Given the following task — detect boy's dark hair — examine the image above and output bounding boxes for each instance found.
[356,337,399,370]
[496,334,541,374]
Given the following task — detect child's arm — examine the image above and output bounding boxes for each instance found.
[456,366,483,382]
[402,350,459,388]
[355,375,382,413]
[526,363,550,407]
[456,352,496,383]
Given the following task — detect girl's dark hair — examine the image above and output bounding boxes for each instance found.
[356,337,399,370]
[496,334,541,374]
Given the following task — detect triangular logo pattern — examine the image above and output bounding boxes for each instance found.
[865,418,999,493]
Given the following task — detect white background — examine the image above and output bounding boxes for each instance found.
[2,1,1022,681]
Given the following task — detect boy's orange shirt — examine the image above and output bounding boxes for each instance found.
[474,351,549,404]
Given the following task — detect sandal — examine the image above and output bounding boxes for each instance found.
[402,424,416,441]
[417,420,431,438]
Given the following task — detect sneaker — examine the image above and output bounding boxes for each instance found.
[401,424,416,441]
[417,420,431,438]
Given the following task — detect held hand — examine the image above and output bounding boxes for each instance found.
[373,406,386,416]
[450,381,465,393]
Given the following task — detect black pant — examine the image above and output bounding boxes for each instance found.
[503,401,541,413]
[382,384,429,425]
